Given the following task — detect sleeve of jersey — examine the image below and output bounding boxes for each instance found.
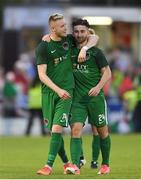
[96,49,109,69]
[35,42,48,65]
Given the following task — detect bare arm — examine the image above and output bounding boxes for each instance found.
[42,34,99,48]
[42,33,99,63]
[78,35,99,63]
[37,64,71,99]
[86,34,99,48]
[88,66,111,96]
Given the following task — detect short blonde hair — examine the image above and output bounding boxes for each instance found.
[48,13,64,24]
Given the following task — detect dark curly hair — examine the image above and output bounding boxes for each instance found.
[72,18,90,28]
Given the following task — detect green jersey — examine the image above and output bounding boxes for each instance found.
[71,46,108,102]
[36,34,75,93]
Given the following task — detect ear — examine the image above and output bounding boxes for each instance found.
[50,22,55,32]
[52,27,56,33]
[50,25,55,32]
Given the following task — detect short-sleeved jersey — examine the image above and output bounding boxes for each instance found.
[36,34,75,93]
[71,46,109,102]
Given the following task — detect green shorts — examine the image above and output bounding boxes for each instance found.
[42,89,73,130]
[70,94,108,128]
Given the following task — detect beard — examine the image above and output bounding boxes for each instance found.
[76,36,87,44]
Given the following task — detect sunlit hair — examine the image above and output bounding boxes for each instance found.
[72,18,90,28]
[89,28,95,35]
[48,13,64,24]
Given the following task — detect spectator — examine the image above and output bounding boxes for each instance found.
[25,77,47,136]
[3,71,17,118]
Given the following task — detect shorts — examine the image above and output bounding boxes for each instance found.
[42,89,73,130]
[70,94,108,128]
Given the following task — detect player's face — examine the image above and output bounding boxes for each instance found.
[73,25,89,44]
[51,18,67,37]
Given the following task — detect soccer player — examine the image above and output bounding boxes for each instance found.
[66,19,111,175]
[79,28,100,169]
[36,13,99,175]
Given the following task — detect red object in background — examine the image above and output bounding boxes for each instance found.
[119,76,134,96]
[112,22,133,48]
[14,72,29,94]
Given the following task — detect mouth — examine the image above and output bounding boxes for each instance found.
[77,37,82,41]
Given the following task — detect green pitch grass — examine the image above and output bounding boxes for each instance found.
[0,134,141,179]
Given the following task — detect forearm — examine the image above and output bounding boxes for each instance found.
[97,67,111,90]
[78,35,99,63]
[39,73,60,93]
[85,35,99,49]
[37,64,60,93]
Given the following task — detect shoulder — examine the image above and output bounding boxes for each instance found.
[36,41,48,54]
[66,34,75,42]
[91,47,105,55]
[90,46,101,52]
[36,41,48,49]
[66,34,76,47]
[67,34,73,39]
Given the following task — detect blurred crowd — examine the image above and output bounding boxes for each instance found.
[0,49,47,136]
[0,45,141,135]
[105,47,141,133]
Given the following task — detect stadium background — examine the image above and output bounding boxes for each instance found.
[0,0,141,179]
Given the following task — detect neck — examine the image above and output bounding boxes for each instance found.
[77,40,88,48]
[50,33,62,41]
